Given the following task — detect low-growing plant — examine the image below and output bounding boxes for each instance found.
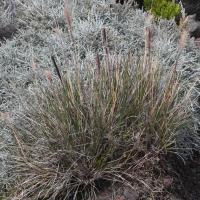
[144,0,181,20]
[0,3,199,199]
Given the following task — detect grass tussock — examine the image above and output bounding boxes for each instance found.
[0,4,199,200]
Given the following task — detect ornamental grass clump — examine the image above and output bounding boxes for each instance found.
[0,4,199,199]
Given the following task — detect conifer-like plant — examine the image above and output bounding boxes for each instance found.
[0,3,199,200]
[144,0,181,20]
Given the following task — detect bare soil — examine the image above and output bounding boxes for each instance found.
[95,152,200,200]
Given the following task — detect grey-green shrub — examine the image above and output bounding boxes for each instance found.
[0,0,199,111]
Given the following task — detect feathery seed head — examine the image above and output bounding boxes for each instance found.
[45,70,52,82]
[65,4,71,30]
[179,30,188,51]
[31,57,36,71]
[55,27,61,36]
[1,113,10,124]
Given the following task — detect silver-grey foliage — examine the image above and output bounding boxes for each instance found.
[0,0,200,194]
